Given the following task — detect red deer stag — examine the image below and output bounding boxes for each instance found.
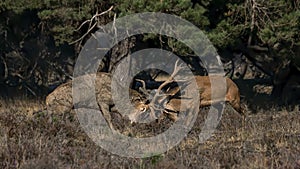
[46,72,144,130]
[128,60,243,123]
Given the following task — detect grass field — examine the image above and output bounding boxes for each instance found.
[0,96,299,169]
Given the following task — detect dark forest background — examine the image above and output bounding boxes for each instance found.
[0,0,299,102]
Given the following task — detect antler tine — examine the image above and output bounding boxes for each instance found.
[136,79,146,89]
[136,79,150,96]
[170,59,185,77]
[143,59,186,120]
[149,59,185,107]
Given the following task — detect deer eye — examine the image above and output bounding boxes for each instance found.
[140,107,146,112]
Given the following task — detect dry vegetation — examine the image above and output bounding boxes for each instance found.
[0,96,300,169]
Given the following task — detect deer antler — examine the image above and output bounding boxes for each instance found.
[135,79,150,96]
[150,60,185,105]
[147,59,186,119]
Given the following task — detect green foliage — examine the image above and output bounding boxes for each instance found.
[113,0,212,55]
[181,4,209,27]
[118,0,300,69]
[208,20,245,49]
[259,11,300,46]
[1,0,299,52]
[206,0,300,64]
[1,0,111,45]
[114,0,210,29]
[0,0,300,89]
[150,154,164,164]
[1,0,42,13]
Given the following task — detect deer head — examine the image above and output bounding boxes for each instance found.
[128,60,188,123]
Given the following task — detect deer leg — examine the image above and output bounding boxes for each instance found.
[227,97,243,115]
[232,103,242,114]
[166,111,178,121]
[98,102,114,130]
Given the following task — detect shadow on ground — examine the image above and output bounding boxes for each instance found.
[234,78,294,112]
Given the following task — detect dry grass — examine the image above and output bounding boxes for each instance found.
[0,98,299,169]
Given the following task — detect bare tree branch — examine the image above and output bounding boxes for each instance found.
[1,55,8,79]
[70,6,114,45]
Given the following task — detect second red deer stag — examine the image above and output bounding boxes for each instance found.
[128,60,243,123]
[46,72,145,130]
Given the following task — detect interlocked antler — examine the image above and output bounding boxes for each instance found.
[135,79,150,97]
[147,60,186,119]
